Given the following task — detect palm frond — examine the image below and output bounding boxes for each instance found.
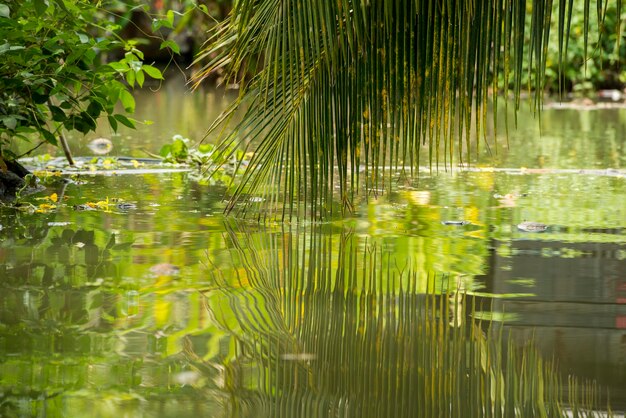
[194,1,616,219]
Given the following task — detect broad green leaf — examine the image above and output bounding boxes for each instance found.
[142,65,163,79]
[76,32,89,44]
[159,144,171,157]
[119,89,135,113]
[170,138,188,160]
[108,61,127,74]
[86,101,102,119]
[1,116,17,130]
[126,58,143,73]
[48,105,65,122]
[33,0,48,15]
[51,0,70,15]
[151,18,163,32]
[159,40,180,54]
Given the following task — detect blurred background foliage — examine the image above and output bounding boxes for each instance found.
[110,1,625,93]
[517,1,626,94]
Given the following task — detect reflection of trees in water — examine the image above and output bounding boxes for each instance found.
[487,107,626,169]
[195,224,610,417]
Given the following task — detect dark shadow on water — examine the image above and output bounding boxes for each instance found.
[478,238,626,409]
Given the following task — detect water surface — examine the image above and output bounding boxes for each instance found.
[1,81,625,416]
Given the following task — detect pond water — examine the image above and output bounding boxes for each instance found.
[1,78,625,417]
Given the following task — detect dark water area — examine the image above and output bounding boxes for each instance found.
[1,80,625,416]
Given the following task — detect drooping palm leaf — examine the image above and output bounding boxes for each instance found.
[194,1,621,219]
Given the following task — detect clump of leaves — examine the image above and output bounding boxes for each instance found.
[0,0,174,168]
[159,135,251,187]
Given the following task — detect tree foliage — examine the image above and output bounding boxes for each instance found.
[0,0,167,171]
[195,0,623,219]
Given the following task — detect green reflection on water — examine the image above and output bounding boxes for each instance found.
[0,165,623,416]
[2,82,625,416]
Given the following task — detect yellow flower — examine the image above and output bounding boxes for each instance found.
[36,203,57,213]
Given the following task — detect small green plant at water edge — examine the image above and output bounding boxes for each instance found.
[159,134,250,187]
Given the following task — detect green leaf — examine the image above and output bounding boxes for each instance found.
[119,89,135,113]
[1,116,17,130]
[69,113,96,134]
[142,65,163,79]
[51,0,70,15]
[33,0,48,15]
[170,138,188,160]
[108,61,127,74]
[41,129,58,146]
[86,101,103,119]
[31,90,49,105]
[0,4,10,18]
[107,115,118,132]
[126,70,135,87]
[136,69,145,88]
[166,10,175,26]
[159,144,171,157]
[126,58,143,72]
[48,106,65,122]
[152,18,163,32]
[114,114,136,129]
[159,40,180,54]
[76,32,89,44]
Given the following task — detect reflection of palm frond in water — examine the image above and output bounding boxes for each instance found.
[194,224,611,417]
